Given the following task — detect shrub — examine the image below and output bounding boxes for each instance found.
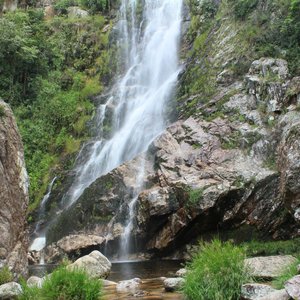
[231,0,259,20]
[182,239,250,300]
[0,266,13,285]
[20,266,102,300]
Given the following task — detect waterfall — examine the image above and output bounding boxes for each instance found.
[32,0,183,256]
[29,177,57,252]
[63,0,183,208]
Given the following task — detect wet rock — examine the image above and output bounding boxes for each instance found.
[0,100,28,278]
[285,275,300,300]
[163,278,184,292]
[67,250,111,279]
[116,278,142,293]
[241,283,277,300]
[27,276,44,288]
[176,268,187,277]
[0,282,22,299]
[245,255,297,279]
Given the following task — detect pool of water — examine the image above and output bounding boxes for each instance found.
[108,260,184,282]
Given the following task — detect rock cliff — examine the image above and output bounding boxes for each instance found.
[0,100,28,277]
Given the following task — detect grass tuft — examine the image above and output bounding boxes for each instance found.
[0,266,13,285]
[182,239,250,300]
[20,266,102,300]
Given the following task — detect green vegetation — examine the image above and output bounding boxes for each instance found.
[182,239,250,300]
[0,105,5,118]
[0,9,116,212]
[187,187,205,207]
[20,266,102,300]
[0,266,13,285]
[243,238,300,257]
[272,257,300,289]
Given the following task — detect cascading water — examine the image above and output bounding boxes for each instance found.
[63,0,183,208]
[32,0,183,256]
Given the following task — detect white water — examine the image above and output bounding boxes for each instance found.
[30,177,57,252]
[61,0,183,209]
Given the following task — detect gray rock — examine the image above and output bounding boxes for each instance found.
[245,256,297,279]
[67,250,111,279]
[241,283,277,300]
[259,289,290,300]
[163,278,185,292]
[0,282,22,299]
[175,268,187,277]
[116,278,141,293]
[285,275,300,300]
[27,276,44,288]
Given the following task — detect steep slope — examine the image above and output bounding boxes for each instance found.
[0,100,29,277]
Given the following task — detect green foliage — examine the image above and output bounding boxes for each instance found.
[54,0,78,14]
[0,266,13,285]
[182,239,250,300]
[187,187,205,207]
[243,238,300,257]
[0,105,5,118]
[80,0,109,13]
[0,10,116,211]
[20,266,102,300]
[272,257,300,289]
[230,0,259,20]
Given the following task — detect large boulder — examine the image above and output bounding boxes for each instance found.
[0,100,28,278]
[245,255,297,279]
[67,250,111,279]
[0,282,22,299]
[43,234,105,264]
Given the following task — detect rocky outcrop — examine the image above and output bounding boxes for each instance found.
[42,234,104,263]
[0,100,28,277]
[43,59,300,258]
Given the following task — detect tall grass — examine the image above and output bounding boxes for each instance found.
[182,239,250,300]
[20,266,102,300]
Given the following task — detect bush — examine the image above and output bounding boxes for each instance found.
[231,0,259,20]
[20,266,102,300]
[182,239,250,300]
[0,266,13,285]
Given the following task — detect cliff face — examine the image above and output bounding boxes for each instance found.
[39,0,300,261]
[0,100,29,277]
